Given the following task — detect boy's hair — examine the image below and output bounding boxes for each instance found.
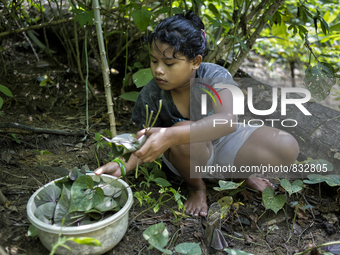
[148,11,208,60]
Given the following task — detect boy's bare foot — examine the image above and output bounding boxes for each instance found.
[245,176,274,192]
[184,187,208,217]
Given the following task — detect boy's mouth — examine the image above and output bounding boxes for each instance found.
[155,77,167,84]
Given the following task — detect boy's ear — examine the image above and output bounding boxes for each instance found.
[192,55,202,70]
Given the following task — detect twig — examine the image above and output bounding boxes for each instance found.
[0,122,85,136]
[2,170,28,179]
[30,174,43,187]
[294,240,340,255]
[0,17,75,38]
[14,19,39,61]
[222,232,267,247]
[0,190,8,205]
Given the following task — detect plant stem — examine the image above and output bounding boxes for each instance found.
[93,0,117,137]
[294,240,340,255]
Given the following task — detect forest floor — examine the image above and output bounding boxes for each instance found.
[0,37,340,255]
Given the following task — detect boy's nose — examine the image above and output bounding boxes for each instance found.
[155,66,164,75]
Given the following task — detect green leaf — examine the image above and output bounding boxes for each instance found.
[69,176,104,212]
[172,7,183,14]
[132,8,152,32]
[68,237,101,247]
[34,185,61,207]
[280,179,303,196]
[34,202,56,224]
[94,197,117,212]
[153,178,171,187]
[262,187,286,214]
[119,91,139,102]
[0,85,13,97]
[69,167,84,181]
[143,222,172,254]
[153,7,171,15]
[27,224,38,237]
[175,242,202,255]
[133,68,153,88]
[304,63,336,101]
[213,180,244,191]
[303,174,340,186]
[54,185,71,226]
[208,3,220,18]
[0,97,3,109]
[224,249,254,255]
[217,196,233,219]
[74,10,94,27]
[235,37,247,51]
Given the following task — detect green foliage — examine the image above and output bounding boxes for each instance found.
[175,242,202,255]
[303,62,337,101]
[32,173,127,230]
[143,222,202,254]
[132,8,152,32]
[34,149,52,165]
[11,134,21,144]
[132,68,153,88]
[69,175,104,212]
[143,222,172,254]
[0,84,13,114]
[280,179,303,196]
[304,174,340,186]
[49,232,101,255]
[262,187,286,214]
[213,180,244,191]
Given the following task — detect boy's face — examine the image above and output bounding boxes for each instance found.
[150,40,201,92]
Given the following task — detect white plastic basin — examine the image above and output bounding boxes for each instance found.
[27,174,133,255]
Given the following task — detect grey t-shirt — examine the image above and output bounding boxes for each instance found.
[131,62,238,129]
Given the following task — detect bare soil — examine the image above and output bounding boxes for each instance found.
[1,41,340,255]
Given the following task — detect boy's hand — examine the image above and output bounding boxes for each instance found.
[94,162,122,177]
[134,127,171,162]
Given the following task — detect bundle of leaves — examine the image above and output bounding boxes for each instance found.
[33,168,128,226]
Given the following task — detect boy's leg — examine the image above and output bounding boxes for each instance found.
[233,126,299,191]
[164,121,212,217]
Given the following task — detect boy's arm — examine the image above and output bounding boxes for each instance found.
[94,153,144,177]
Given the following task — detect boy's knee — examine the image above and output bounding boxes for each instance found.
[277,133,299,163]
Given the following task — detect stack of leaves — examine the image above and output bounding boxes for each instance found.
[33,168,128,227]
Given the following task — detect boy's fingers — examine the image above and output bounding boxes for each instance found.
[94,162,119,176]
[136,129,147,138]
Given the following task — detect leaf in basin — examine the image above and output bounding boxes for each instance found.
[98,183,116,196]
[175,242,202,255]
[54,176,72,191]
[95,197,117,212]
[69,167,84,181]
[34,202,56,224]
[280,179,303,196]
[54,185,71,225]
[262,187,286,214]
[143,222,172,254]
[34,185,61,207]
[213,180,244,191]
[112,188,122,198]
[86,209,103,220]
[69,175,104,212]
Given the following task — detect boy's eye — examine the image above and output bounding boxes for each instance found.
[166,63,174,66]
